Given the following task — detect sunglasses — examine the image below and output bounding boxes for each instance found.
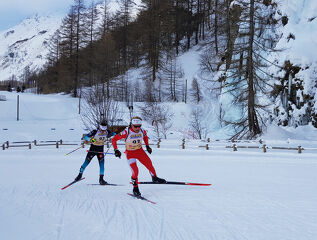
[133,125,141,128]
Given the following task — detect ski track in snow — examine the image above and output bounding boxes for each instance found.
[1,145,317,240]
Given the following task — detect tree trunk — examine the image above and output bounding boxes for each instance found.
[247,0,261,137]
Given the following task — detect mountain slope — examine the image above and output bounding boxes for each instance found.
[0,14,63,81]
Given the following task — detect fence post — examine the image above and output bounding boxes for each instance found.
[233,144,237,151]
[262,144,266,153]
[157,141,160,148]
[60,139,63,145]
[206,144,209,150]
[207,138,210,143]
[182,139,185,149]
[34,140,37,145]
[6,141,9,148]
[2,144,4,150]
[56,142,59,148]
[298,146,302,154]
[28,143,31,149]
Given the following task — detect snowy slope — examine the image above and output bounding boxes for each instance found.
[0,14,63,81]
[0,0,142,82]
[1,91,317,240]
[270,0,317,102]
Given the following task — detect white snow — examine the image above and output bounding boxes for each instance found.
[1,90,317,240]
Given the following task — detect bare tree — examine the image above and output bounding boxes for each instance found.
[158,51,184,101]
[190,77,202,103]
[80,86,123,130]
[140,101,174,139]
[189,106,209,139]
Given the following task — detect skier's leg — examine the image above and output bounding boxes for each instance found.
[127,158,141,196]
[97,153,105,175]
[127,158,139,179]
[97,153,107,185]
[138,150,166,183]
[75,152,94,181]
[79,155,93,173]
[137,150,156,176]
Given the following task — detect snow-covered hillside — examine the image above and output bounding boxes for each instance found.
[0,0,141,82]
[0,14,63,81]
[268,0,317,122]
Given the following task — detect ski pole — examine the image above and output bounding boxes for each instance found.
[86,150,114,154]
[65,145,83,156]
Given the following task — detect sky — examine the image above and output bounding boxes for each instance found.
[0,0,74,31]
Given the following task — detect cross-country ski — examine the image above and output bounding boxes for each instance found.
[61,177,85,190]
[127,193,156,204]
[136,181,211,186]
[87,183,123,186]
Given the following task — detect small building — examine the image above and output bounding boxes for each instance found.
[109,119,129,134]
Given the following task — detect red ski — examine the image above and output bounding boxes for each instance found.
[136,181,211,186]
[61,177,85,190]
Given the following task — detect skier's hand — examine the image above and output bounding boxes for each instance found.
[114,149,121,158]
[90,138,96,143]
[146,145,152,154]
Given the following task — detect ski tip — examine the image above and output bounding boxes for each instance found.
[61,177,85,190]
[187,183,211,186]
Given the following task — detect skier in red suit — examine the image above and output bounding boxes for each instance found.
[112,116,166,196]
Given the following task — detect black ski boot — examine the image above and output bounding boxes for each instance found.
[75,173,83,181]
[99,175,107,185]
[131,178,141,196]
[133,186,141,197]
[152,176,167,183]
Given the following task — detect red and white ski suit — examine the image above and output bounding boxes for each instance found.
[111,127,157,180]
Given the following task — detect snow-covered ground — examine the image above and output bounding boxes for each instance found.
[1,91,317,240]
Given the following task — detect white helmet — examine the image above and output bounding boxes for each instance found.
[131,116,142,126]
[99,120,107,130]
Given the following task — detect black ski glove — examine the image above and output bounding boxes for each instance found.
[114,149,121,158]
[146,145,152,154]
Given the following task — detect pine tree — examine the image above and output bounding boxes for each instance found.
[214,0,281,139]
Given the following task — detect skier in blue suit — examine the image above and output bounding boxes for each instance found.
[74,120,114,184]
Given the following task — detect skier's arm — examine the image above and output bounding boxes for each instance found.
[106,129,116,138]
[111,130,127,150]
[143,129,149,146]
[143,130,152,153]
[83,130,97,143]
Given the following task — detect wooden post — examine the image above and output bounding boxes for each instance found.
[28,143,31,149]
[56,142,59,148]
[17,95,19,121]
[6,141,9,148]
[262,144,266,153]
[60,139,63,145]
[206,144,209,150]
[157,141,160,148]
[298,146,302,154]
[233,144,237,151]
[182,142,185,149]
[34,140,37,145]
[207,138,210,143]
[2,144,4,150]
